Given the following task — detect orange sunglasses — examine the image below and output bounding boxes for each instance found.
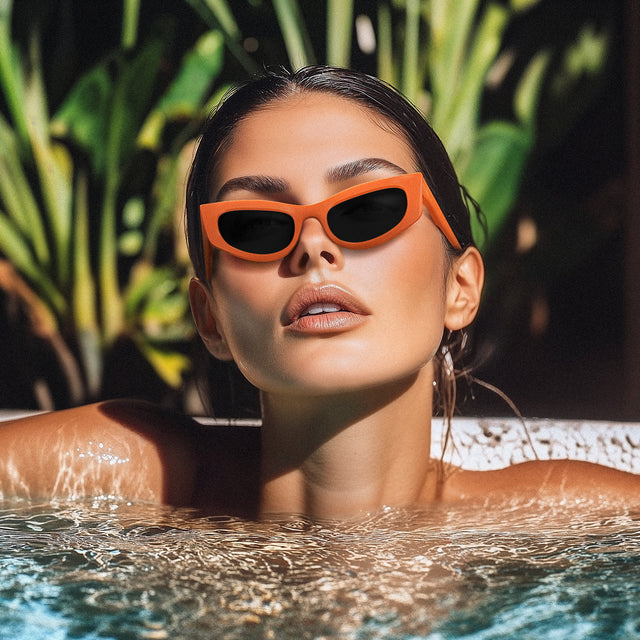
[200,172,461,271]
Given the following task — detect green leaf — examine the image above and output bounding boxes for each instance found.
[190,0,241,39]
[99,38,166,343]
[143,153,181,262]
[142,301,191,340]
[24,30,73,286]
[0,213,66,314]
[185,0,258,74]
[376,3,395,86]
[401,0,421,103]
[429,0,480,129]
[437,2,509,158]
[138,30,225,151]
[71,169,101,397]
[0,114,49,265]
[72,169,98,331]
[514,50,551,128]
[0,0,29,147]
[551,24,609,98]
[105,39,165,179]
[0,214,38,283]
[51,65,111,174]
[134,337,191,388]
[272,0,315,69]
[327,0,353,67]
[164,30,225,109]
[122,0,141,50]
[124,262,191,342]
[123,264,175,319]
[458,121,531,247]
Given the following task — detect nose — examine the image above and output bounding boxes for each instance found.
[284,218,345,274]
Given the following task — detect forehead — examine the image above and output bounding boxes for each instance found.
[211,93,417,193]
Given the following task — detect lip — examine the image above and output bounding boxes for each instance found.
[282,283,371,334]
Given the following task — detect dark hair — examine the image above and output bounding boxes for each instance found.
[185,66,481,423]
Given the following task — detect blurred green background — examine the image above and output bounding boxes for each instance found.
[0,0,635,420]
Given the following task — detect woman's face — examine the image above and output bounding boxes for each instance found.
[199,93,463,395]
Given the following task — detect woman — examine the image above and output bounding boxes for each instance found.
[0,66,638,518]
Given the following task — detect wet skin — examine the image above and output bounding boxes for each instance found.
[1,399,639,519]
[1,93,640,517]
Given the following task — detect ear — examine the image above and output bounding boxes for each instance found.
[443,247,484,331]
[188,277,234,361]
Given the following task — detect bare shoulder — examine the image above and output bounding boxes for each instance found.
[0,400,201,505]
[441,459,640,504]
[0,400,262,514]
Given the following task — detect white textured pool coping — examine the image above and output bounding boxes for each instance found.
[2,411,639,473]
[430,417,640,473]
[195,416,640,474]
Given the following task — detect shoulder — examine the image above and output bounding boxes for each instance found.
[0,400,200,504]
[440,459,640,505]
[0,400,261,514]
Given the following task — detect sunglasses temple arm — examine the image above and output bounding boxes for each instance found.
[422,182,462,251]
[201,219,214,280]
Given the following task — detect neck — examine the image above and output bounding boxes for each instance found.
[258,366,438,518]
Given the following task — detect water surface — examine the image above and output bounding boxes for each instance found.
[1,498,640,639]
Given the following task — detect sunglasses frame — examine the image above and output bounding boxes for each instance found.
[200,172,462,272]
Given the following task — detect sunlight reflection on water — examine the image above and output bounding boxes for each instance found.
[1,498,640,639]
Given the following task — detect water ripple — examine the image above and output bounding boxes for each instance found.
[1,498,640,639]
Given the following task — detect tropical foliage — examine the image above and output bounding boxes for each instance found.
[0,0,612,408]
[0,0,229,405]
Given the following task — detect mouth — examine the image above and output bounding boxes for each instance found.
[300,302,344,317]
[283,284,371,332]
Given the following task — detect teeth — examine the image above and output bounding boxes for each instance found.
[304,303,342,316]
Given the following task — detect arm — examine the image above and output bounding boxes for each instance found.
[0,400,198,505]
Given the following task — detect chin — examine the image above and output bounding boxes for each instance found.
[263,366,428,398]
[237,343,435,396]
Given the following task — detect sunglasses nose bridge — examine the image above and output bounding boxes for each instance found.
[294,200,335,241]
[296,215,333,246]
[286,207,344,270]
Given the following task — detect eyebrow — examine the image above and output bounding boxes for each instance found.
[214,157,408,201]
[326,158,407,182]
[215,175,289,200]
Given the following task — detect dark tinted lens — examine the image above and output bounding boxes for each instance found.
[327,188,407,242]
[218,210,295,254]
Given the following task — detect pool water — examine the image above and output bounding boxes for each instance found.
[2,499,640,639]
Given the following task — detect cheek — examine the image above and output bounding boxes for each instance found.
[377,226,449,358]
[211,261,271,342]
[209,259,283,380]
[382,224,448,312]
